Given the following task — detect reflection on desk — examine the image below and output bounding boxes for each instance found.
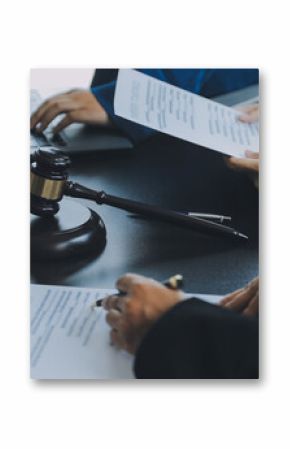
[31,132,258,295]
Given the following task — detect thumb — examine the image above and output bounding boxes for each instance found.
[228,156,259,172]
[245,149,259,159]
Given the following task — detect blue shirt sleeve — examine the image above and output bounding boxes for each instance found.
[91,80,155,143]
[91,69,258,144]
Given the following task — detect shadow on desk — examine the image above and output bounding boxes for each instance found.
[31,134,258,294]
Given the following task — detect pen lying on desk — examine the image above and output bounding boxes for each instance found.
[129,212,245,239]
[91,274,184,308]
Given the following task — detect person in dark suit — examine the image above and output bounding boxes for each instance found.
[31,69,258,142]
[103,273,259,379]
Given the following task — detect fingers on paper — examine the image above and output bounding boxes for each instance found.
[237,104,259,123]
[220,277,259,314]
[103,294,126,312]
[106,308,122,329]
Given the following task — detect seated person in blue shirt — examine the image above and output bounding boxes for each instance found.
[30,68,258,144]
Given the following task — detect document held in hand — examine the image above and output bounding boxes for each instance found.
[114,69,259,157]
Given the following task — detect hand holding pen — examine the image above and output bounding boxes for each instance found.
[91,274,183,308]
[92,273,185,354]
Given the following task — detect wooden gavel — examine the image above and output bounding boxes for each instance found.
[30,148,247,239]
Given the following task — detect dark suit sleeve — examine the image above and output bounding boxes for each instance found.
[134,298,258,379]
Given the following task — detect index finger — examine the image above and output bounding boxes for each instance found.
[243,293,259,316]
[30,93,70,129]
[30,103,49,129]
[219,288,244,306]
[227,156,259,172]
[102,293,127,312]
[238,106,259,123]
[116,273,151,293]
[236,104,259,114]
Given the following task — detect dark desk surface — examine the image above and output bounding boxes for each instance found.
[31,132,258,295]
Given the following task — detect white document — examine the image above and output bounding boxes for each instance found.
[30,284,134,379]
[114,69,259,157]
[30,284,222,380]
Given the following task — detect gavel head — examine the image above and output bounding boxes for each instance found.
[31,148,71,217]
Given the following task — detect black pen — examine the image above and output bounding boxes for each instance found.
[91,274,184,308]
[129,212,245,238]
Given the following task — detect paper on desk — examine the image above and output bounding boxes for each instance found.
[30,284,134,379]
[30,284,222,379]
[114,69,259,157]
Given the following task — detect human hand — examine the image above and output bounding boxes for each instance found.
[237,103,259,123]
[30,89,110,134]
[226,103,259,177]
[103,273,184,354]
[219,276,259,317]
[226,149,259,173]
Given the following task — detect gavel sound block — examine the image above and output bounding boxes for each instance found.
[31,148,247,260]
[31,199,106,260]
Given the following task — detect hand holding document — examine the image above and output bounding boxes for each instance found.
[31,284,222,379]
[114,69,259,157]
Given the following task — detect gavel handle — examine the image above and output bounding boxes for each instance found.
[64,181,245,239]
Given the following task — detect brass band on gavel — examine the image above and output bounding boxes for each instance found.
[30,172,65,201]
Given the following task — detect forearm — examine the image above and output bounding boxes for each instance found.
[134,298,258,379]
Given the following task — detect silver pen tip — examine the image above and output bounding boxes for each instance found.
[237,232,248,240]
